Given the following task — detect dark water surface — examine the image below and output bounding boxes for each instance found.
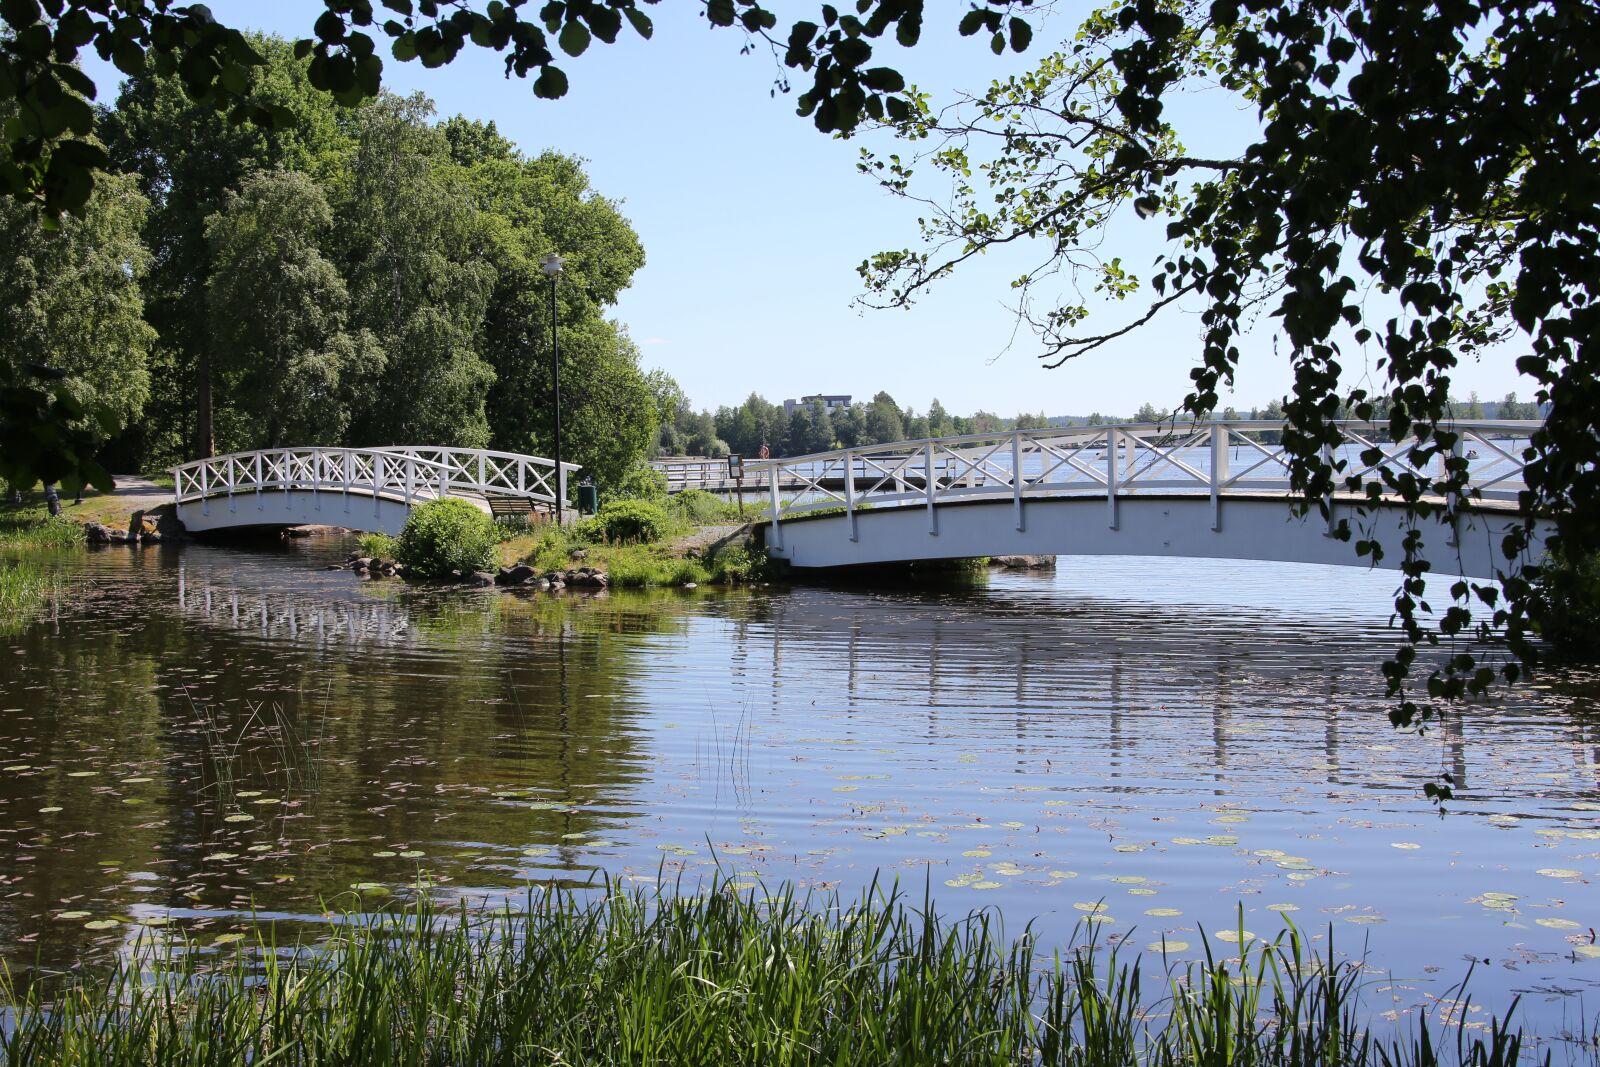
[2,537,1598,1043]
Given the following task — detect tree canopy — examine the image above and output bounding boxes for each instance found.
[857,0,1598,724]
[3,34,657,489]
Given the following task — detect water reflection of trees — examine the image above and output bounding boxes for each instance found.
[0,549,707,972]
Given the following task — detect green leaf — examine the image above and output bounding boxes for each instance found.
[558,18,590,57]
[1008,17,1031,52]
[860,67,903,92]
[958,9,985,36]
[533,64,569,99]
[624,7,653,39]
[706,0,735,27]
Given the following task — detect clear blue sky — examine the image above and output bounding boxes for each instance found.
[83,3,1529,418]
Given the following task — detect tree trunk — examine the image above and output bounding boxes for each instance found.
[195,350,214,459]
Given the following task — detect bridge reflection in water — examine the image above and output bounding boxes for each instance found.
[177,563,413,645]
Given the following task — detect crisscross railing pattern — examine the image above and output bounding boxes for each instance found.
[753,420,1538,544]
[173,446,579,512]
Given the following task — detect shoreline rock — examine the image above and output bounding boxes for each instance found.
[992,555,1056,570]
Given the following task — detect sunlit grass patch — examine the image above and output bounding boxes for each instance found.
[0,514,83,551]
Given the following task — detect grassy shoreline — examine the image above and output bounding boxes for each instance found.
[1,874,1581,1066]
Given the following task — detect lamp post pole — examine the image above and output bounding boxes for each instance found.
[541,252,565,520]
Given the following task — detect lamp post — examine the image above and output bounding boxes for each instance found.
[540,251,565,519]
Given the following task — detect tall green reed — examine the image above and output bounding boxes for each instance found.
[0,875,1581,1066]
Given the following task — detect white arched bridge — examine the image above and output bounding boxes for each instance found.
[745,420,1547,580]
[172,446,578,535]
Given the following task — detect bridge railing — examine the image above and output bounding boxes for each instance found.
[750,420,1537,542]
[172,446,581,511]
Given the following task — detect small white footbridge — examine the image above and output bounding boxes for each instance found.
[748,420,1548,581]
[172,446,578,536]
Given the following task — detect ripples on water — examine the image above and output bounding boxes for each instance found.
[1,537,1597,1041]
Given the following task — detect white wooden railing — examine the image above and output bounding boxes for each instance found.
[750,420,1538,543]
[172,446,580,510]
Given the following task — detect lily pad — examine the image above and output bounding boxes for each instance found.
[1536,918,1581,929]
[1145,907,1182,917]
[1535,868,1583,879]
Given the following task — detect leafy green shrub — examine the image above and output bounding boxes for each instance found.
[1533,545,1600,660]
[396,498,496,578]
[707,544,769,584]
[356,531,399,560]
[608,463,668,504]
[578,500,671,545]
[671,489,741,525]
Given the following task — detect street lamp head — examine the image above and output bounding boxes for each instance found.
[540,252,565,277]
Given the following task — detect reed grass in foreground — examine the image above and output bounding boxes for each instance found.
[1,876,1588,1066]
[0,559,60,632]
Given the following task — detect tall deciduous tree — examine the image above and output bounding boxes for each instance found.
[442,116,651,481]
[100,35,351,463]
[206,169,381,448]
[337,94,495,447]
[0,168,154,466]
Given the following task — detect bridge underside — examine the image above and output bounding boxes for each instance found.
[176,489,480,535]
[767,495,1545,581]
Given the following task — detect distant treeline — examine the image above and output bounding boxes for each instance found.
[649,389,1543,459]
[2,36,658,489]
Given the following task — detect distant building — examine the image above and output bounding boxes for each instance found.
[783,394,852,417]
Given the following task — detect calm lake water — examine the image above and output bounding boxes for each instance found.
[2,537,1598,1046]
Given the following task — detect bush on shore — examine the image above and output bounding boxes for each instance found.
[575,499,672,545]
[1533,545,1600,660]
[0,874,1547,1066]
[396,498,496,578]
[355,531,399,560]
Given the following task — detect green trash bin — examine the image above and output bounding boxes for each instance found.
[577,483,599,516]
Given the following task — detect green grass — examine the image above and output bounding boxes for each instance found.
[512,521,770,588]
[0,874,1567,1066]
[0,559,62,633]
[0,514,84,551]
